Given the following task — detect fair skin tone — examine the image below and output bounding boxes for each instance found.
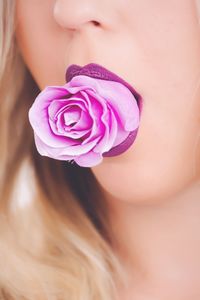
[16,0,200,298]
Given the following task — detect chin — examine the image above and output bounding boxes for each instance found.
[91,156,195,206]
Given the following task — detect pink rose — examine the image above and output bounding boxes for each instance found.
[28,63,143,167]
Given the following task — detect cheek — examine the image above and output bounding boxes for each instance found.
[91,98,200,204]
[16,33,66,90]
[127,0,200,95]
[15,1,67,89]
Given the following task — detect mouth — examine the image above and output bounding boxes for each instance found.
[65,63,143,157]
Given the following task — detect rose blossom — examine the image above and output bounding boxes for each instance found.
[28,69,141,167]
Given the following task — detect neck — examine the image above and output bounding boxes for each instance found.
[106,179,200,294]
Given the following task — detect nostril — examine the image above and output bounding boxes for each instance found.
[91,20,101,27]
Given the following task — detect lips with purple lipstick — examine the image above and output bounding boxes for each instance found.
[28,63,143,167]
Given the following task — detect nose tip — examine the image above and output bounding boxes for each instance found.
[53,0,103,31]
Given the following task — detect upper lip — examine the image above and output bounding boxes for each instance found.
[65,63,143,112]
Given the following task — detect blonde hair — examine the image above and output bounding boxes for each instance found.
[0,1,125,299]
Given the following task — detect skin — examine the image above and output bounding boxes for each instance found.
[15,0,200,298]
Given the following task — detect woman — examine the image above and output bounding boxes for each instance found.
[1,0,200,299]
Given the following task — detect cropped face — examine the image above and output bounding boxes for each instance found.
[15,0,200,204]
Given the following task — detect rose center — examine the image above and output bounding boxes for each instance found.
[63,106,81,130]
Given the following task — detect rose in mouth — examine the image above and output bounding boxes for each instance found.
[28,64,142,167]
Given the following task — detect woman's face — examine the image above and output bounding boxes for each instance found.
[16,0,200,204]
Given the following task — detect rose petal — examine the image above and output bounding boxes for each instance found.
[87,90,131,151]
[72,109,93,130]
[109,106,130,147]
[74,151,103,167]
[79,91,104,145]
[29,87,76,147]
[63,81,96,95]
[48,115,81,144]
[34,131,102,156]
[56,110,91,139]
[63,106,81,126]
[93,107,116,152]
[34,133,75,160]
[93,104,112,153]
[55,111,66,134]
[103,128,139,157]
[70,75,140,131]
[47,95,93,138]
[48,94,88,120]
